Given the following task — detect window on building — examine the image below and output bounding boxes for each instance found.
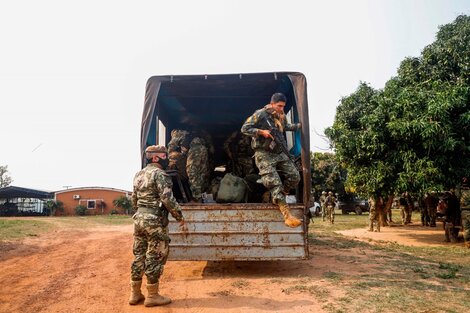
[87,200,96,209]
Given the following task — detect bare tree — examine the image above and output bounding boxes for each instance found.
[0,165,13,188]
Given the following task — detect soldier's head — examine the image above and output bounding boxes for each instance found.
[322,191,327,195]
[328,191,333,196]
[270,93,287,114]
[145,145,169,168]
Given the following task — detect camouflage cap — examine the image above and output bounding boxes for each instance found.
[328,191,333,195]
[145,145,167,159]
[322,191,327,195]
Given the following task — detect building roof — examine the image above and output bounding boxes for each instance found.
[0,186,54,199]
[54,186,132,195]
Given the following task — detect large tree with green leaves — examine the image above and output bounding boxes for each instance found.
[310,152,346,198]
[326,15,470,202]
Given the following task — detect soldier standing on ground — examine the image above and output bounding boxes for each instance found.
[320,191,327,222]
[424,192,439,227]
[325,191,336,224]
[241,92,302,228]
[129,145,188,307]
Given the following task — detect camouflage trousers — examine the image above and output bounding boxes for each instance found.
[233,156,256,178]
[327,205,335,224]
[131,212,170,284]
[321,202,326,221]
[254,150,300,204]
[187,144,210,201]
[369,206,380,232]
[461,210,470,246]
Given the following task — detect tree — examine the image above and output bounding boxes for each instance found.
[310,152,346,198]
[113,195,133,215]
[45,200,64,216]
[326,16,470,227]
[327,15,470,196]
[0,165,13,188]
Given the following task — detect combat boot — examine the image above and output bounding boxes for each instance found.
[144,282,171,307]
[278,201,302,228]
[464,241,470,249]
[128,280,145,305]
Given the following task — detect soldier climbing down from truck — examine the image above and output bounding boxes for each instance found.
[241,92,302,228]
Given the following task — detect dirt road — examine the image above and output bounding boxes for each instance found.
[0,219,463,313]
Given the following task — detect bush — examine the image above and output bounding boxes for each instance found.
[75,205,87,216]
[110,209,119,215]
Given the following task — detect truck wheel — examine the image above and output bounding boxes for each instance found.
[342,209,348,215]
[355,207,362,215]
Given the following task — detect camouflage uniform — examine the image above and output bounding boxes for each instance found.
[223,131,256,178]
[186,137,210,202]
[320,192,327,221]
[325,193,336,224]
[424,193,439,227]
[167,129,191,179]
[131,163,184,284]
[241,104,301,204]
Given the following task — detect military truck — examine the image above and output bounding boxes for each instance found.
[140,72,312,260]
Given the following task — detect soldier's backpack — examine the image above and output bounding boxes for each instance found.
[216,173,247,203]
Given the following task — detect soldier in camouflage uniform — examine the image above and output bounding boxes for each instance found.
[368,196,381,232]
[223,130,256,178]
[167,129,191,179]
[186,137,210,202]
[129,145,188,307]
[320,191,327,221]
[241,92,302,228]
[325,191,336,224]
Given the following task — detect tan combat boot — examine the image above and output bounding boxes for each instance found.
[464,241,470,249]
[278,200,302,228]
[144,282,172,307]
[128,280,145,305]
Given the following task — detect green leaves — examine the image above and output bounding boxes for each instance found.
[326,15,470,196]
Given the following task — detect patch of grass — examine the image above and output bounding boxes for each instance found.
[323,271,343,282]
[231,280,249,288]
[282,284,330,300]
[0,219,52,240]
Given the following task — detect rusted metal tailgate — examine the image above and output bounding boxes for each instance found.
[168,203,307,261]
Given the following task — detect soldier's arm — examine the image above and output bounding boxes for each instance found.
[131,175,138,210]
[241,112,261,137]
[156,171,184,222]
[284,119,301,132]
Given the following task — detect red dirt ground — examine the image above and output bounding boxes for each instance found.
[0,219,459,313]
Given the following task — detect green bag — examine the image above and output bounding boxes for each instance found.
[216,173,247,203]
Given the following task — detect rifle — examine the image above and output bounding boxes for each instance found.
[265,119,302,171]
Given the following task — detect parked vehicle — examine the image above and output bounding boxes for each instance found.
[140,72,312,260]
[337,195,369,215]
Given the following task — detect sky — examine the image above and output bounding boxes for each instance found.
[0,0,469,192]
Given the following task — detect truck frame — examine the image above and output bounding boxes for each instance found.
[140,72,312,260]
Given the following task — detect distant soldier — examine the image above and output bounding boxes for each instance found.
[186,137,210,202]
[424,192,439,227]
[129,145,188,307]
[325,191,337,224]
[223,130,256,178]
[418,194,429,226]
[399,193,408,225]
[320,191,327,221]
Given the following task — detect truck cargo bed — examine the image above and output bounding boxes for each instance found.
[168,203,307,261]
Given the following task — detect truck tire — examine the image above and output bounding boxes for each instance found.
[355,206,362,215]
[342,209,348,215]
